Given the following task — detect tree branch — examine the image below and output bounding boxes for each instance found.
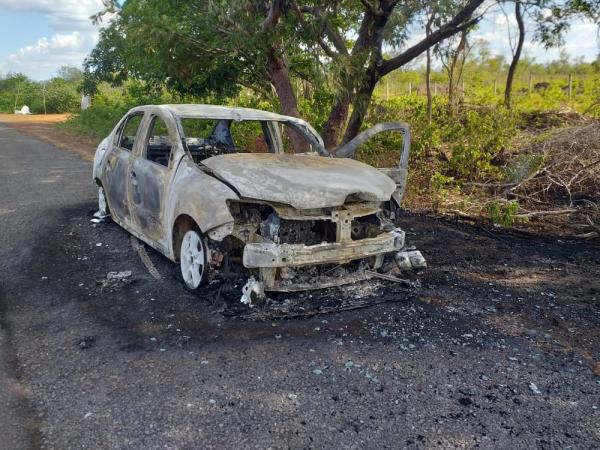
[261,0,284,32]
[296,4,349,55]
[360,0,383,16]
[379,0,485,76]
[323,17,349,55]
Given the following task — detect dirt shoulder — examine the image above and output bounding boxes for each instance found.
[0,113,96,162]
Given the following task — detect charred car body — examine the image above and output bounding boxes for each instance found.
[92,104,425,302]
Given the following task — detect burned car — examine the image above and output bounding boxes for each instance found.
[92,104,425,303]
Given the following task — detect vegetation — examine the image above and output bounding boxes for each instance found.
[1,0,598,235]
[0,67,83,114]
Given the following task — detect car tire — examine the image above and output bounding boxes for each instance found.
[180,229,208,290]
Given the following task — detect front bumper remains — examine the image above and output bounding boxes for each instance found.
[242,228,405,269]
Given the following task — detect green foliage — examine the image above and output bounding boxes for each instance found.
[356,95,515,182]
[0,69,82,114]
[487,200,520,227]
[59,105,129,142]
[430,171,457,212]
[43,78,80,113]
[0,73,37,112]
[447,109,514,181]
[358,95,448,166]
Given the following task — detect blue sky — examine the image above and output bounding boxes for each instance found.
[0,0,104,80]
[0,1,598,81]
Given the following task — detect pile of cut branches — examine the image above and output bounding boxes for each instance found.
[510,123,600,238]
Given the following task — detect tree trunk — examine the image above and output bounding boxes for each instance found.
[504,0,525,110]
[447,58,456,117]
[425,48,432,123]
[341,69,379,145]
[425,51,433,125]
[446,30,467,117]
[425,11,435,125]
[321,94,350,149]
[266,46,307,152]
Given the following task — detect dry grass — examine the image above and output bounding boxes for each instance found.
[0,113,72,124]
[511,122,600,237]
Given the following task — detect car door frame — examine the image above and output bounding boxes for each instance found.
[127,107,184,252]
[103,111,146,226]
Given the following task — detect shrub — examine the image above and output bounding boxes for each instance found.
[487,200,520,226]
[447,108,514,181]
[59,105,129,143]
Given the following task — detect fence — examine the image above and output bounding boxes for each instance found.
[373,72,594,102]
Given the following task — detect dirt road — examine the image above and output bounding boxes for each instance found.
[1,121,599,449]
[0,113,95,161]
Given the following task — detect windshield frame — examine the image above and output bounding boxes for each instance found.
[174,114,330,159]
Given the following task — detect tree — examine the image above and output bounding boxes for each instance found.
[499,0,600,110]
[504,0,525,110]
[534,0,600,48]
[436,28,473,117]
[0,73,38,113]
[297,0,487,147]
[85,0,489,149]
[425,9,436,124]
[57,66,84,84]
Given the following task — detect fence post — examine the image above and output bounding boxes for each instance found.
[434,82,437,95]
[493,79,497,95]
[528,72,533,94]
[568,73,573,101]
[386,77,389,101]
[408,82,412,95]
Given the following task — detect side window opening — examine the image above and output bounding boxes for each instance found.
[118,113,144,151]
[145,116,173,167]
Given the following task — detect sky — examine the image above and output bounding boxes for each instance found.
[0,0,598,81]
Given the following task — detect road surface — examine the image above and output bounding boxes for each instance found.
[1,122,599,449]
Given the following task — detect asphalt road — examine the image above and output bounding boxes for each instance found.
[0,123,599,449]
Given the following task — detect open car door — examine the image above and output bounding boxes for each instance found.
[334,122,411,207]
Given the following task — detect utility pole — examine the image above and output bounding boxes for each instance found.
[14,81,21,111]
[42,82,47,115]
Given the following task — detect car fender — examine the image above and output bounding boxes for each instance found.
[92,136,110,184]
[164,156,239,260]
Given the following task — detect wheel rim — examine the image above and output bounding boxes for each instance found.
[98,187,108,216]
[180,230,205,289]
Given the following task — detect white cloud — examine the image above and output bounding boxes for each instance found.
[0,0,106,79]
[473,13,599,63]
[5,31,96,75]
[0,0,104,30]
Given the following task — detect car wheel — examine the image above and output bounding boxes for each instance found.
[180,229,208,290]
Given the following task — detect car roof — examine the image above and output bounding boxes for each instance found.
[126,104,326,148]
[147,104,297,122]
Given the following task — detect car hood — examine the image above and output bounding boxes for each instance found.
[201,153,396,209]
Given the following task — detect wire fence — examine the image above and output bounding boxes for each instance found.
[373,73,596,102]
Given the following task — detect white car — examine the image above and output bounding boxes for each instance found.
[92,104,424,301]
